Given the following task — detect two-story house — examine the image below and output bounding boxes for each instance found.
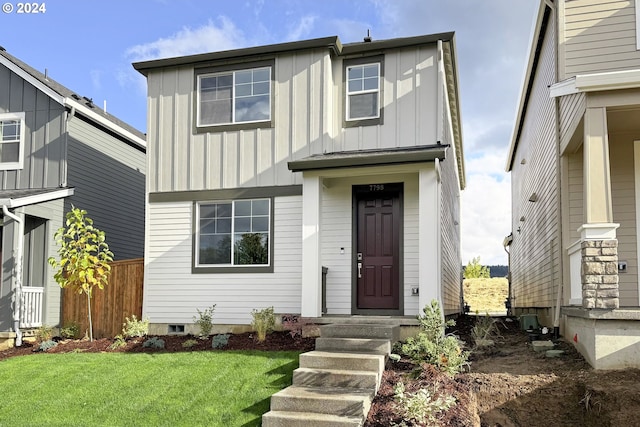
[507,0,640,368]
[133,33,465,334]
[0,49,146,348]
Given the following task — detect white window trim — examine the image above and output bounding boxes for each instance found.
[345,62,381,121]
[636,0,640,50]
[195,198,271,268]
[196,67,271,128]
[0,112,25,171]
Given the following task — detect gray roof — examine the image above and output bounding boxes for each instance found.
[0,48,146,143]
[132,33,455,75]
[288,145,449,172]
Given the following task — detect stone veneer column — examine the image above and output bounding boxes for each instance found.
[581,240,619,309]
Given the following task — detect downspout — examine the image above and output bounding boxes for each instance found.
[552,0,564,339]
[61,107,74,187]
[3,205,23,346]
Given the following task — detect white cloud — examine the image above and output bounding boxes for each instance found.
[461,152,512,266]
[286,15,316,41]
[125,17,246,62]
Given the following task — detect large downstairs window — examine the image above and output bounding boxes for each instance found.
[197,65,271,128]
[0,112,25,170]
[196,199,271,269]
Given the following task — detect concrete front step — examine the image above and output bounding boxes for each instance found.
[320,323,399,342]
[315,337,391,355]
[262,410,363,427]
[293,367,379,391]
[269,385,373,417]
[299,351,385,373]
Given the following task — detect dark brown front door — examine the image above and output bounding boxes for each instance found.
[354,183,401,311]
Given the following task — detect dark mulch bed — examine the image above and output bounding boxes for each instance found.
[0,331,315,361]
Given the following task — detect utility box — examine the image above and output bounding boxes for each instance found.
[520,314,539,331]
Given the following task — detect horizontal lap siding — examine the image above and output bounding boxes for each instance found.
[143,196,302,325]
[567,151,584,245]
[321,174,419,316]
[511,10,560,309]
[559,93,586,150]
[66,118,146,260]
[609,133,638,305]
[564,0,640,77]
[440,148,462,315]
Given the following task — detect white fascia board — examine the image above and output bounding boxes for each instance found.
[574,69,640,92]
[65,98,147,149]
[0,188,74,208]
[0,56,65,105]
[549,78,579,98]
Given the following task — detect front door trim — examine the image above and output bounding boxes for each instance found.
[351,182,404,315]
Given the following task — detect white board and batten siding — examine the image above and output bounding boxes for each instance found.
[563,0,640,79]
[511,9,562,309]
[143,196,302,325]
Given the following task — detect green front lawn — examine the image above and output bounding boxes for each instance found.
[0,351,299,427]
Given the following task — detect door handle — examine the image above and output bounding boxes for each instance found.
[357,262,362,278]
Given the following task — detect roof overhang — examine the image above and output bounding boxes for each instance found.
[506,0,550,172]
[0,52,146,149]
[0,187,74,209]
[288,145,448,172]
[550,69,640,98]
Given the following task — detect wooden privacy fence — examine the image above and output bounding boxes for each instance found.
[61,258,144,339]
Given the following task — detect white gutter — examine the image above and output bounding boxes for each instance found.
[2,205,24,346]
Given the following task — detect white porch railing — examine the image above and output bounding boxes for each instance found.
[20,287,44,328]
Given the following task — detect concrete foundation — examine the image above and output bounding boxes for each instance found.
[563,307,640,369]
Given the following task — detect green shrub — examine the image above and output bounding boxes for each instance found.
[122,315,149,338]
[211,334,230,349]
[471,312,497,344]
[109,335,127,350]
[401,300,469,376]
[38,340,58,352]
[60,322,80,339]
[35,325,54,342]
[142,337,165,349]
[193,305,216,338]
[251,307,275,342]
[393,381,456,425]
[182,339,198,349]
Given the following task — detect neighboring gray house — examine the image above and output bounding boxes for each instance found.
[133,33,465,334]
[0,49,146,348]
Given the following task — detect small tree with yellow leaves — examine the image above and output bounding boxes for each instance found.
[48,207,113,341]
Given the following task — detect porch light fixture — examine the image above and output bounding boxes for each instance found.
[528,193,538,202]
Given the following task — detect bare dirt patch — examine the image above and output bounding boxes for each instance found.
[366,315,640,426]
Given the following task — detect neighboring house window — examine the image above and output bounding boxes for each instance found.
[0,112,25,170]
[196,199,270,268]
[197,66,271,127]
[346,63,380,120]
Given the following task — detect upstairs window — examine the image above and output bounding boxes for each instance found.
[346,63,380,121]
[197,66,271,128]
[196,199,271,268]
[0,112,25,170]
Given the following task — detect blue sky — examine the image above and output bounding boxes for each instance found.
[0,0,539,265]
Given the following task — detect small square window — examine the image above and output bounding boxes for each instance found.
[0,112,25,170]
[346,63,380,121]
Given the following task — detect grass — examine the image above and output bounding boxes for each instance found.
[0,350,300,427]
[463,278,509,313]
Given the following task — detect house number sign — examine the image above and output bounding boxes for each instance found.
[369,184,385,191]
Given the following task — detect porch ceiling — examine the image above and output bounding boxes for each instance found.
[287,145,448,172]
[608,108,640,133]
